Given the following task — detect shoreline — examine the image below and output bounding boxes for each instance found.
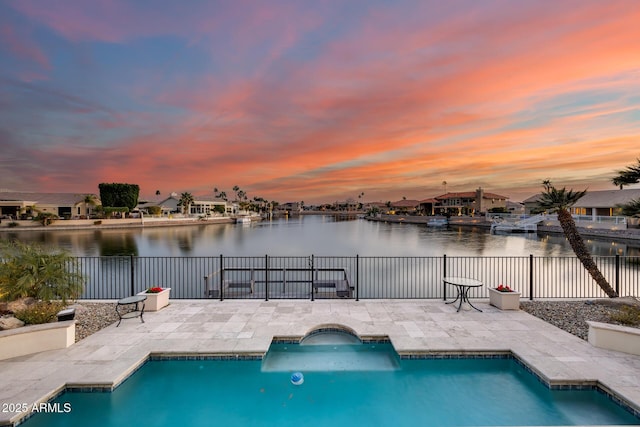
[365,214,640,242]
[0,216,244,233]
[2,212,639,243]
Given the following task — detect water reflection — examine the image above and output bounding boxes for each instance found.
[97,230,139,256]
[1,216,638,258]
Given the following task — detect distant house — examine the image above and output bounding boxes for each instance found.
[332,199,358,211]
[419,198,438,215]
[506,200,525,215]
[139,193,231,216]
[365,201,388,213]
[278,202,302,213]
[190,196,231,216]
[435,188,508,215]
[0,191,101,219]
[389,199,421,213]
[522,188,640,217]
[138,194,181,216]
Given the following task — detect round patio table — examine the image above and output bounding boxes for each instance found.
[116,295,147,326]
[443,277,483,312]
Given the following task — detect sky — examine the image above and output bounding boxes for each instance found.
[1,0,639,204]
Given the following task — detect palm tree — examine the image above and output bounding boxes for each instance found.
[617,199,640,217]
[178,192,195,215]
[232,185,240,201]
[155,190,161,196]
[535,180,618,298]
[612,158,640,189]
[612,158,640,216]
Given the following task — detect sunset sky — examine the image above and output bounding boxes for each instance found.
[1,0,639,203]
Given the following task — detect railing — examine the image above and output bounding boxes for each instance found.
[491,213,627,225]
[73,255,640,301]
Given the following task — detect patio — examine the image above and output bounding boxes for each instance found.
[1,299,640,425]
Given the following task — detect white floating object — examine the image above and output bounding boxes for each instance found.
[290,372,304,385]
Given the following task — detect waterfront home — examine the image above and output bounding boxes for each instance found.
[0,191,101,219]
[139,193,231,217]
[435,188,508,215]
[389,199,422,214]
[278,202,302,214]
[522,188,640,218]
[419,198,438,215]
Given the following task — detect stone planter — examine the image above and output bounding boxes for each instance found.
[587,321,640,356]
[488,288,521,310]
[137,288,171,311]
[0,321,75,360]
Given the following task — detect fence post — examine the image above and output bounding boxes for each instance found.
[130,255,135,296]
[356,254,359,301]
[265,255,269,302]
[529,254,534,301]
[615,254,620,296]
[310,254,315,302]
[219,254,224,301]
[443,254,447,301]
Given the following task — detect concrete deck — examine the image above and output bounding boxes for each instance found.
[2,300,640,426]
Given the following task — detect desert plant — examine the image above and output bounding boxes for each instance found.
[33,212,58,226]
[609,306,640,326]
[0,241,85,303]
[14,301,66,325]
[147,205,162,215]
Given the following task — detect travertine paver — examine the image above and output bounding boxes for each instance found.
[1,299,640,426]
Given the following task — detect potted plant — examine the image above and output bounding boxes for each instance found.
[488,284,521,310]
[137,286,171,311]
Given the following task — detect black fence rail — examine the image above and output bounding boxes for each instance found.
[74,255,640,301]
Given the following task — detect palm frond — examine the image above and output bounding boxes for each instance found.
[616,198,640,217]
[612,158,640,188]
[535,182,586,213]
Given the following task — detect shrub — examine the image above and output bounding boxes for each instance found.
[8,222,19,228]
[0,241,85,303]
[147,206,162,215]
[609,305,640,326]
[14,301,66,325]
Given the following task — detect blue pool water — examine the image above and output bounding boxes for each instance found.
[21,356,639,426]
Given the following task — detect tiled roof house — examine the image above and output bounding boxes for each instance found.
[435,188,508,214]
[0,191,100,219]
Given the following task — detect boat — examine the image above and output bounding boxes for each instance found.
[490,214,546,233]
[235,217,251,224]
[427,218,448,227]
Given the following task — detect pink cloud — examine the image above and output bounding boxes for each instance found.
[0,23,50,71]
[4,1,640,203]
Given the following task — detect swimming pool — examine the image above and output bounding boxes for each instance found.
[20,353,640,426]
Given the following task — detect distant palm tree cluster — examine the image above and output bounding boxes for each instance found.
[174,185,277,216]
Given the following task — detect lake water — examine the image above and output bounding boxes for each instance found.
[1,215,636,258]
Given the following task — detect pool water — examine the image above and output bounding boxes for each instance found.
[21,357,639,426]
[261,343,401,372]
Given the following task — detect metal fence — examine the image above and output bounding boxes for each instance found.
[74,255,640,301]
